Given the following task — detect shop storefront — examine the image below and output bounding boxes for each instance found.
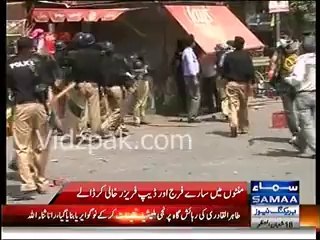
[29,2,264,113]
[6,2,29,55]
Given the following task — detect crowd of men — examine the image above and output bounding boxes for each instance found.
[7,32,152,195]
[173,34,256,135]
[6,30,315,196]
[173,33,315,147]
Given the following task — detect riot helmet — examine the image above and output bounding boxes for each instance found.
[128,53,138,62]
[132,59,144,69]
[72,32,85,43]
[71,32,85,48]
[82,33,96,47]
[55,40,67,51]
[102,41,114,53]
[131,58,145,74]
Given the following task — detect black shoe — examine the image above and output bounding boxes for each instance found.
[230,127,238,138]
[101,133,112,139]
[291,140,306,153]
[238,129,248,135]
[140,121,150,125]
[114,130,129,138]
[56,129,64,136]
[188,118,202,123]
[8,160,18,171]
[121,127,130,132]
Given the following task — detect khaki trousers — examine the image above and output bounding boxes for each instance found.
[225,81,249,132]
[216,76,229,116]
[100,90,108,123]
[101,86,123,132]
[133,80,149,124]
[48,87,66,131]
[64,82,101,137]
[13,103,50,192]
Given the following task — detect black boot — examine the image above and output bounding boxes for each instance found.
[230,127,238,138]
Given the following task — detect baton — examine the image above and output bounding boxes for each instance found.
[49,82,76,105]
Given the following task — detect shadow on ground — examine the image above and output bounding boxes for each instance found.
[7,171,20,181]
[253,148,304,158]
[206,130,230,138]
[202,116,228,123]
[248,137,290,146]
[7,185,36,201]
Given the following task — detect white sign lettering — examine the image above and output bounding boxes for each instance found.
[268,1,289,13]
[186,6,213,24]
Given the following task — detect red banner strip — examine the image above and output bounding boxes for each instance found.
[51,182,247,205]
[2,205,249,227]
[32,8,129,23]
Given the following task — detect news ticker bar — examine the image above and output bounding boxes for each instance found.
[50,182,247,205]
[1,205,319,228]
[1,227,316,240]
[2,205,249,226]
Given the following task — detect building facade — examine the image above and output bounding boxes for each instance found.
[227,1,316,45]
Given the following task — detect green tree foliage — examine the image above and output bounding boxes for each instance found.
[286,1,315,37]
[289,1,316,13]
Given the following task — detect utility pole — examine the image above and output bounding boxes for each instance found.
[275,12,281,43]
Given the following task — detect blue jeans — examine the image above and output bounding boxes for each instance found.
[295,91,316,153]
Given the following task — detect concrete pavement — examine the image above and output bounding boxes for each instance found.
[6,98,315,204]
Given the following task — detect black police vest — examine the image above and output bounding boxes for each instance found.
[101,54,131,87]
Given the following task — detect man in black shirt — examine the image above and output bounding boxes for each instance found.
[7,37,56,194]
[63,33,103,141]
[223,36,255,137]
[100,41,134,137]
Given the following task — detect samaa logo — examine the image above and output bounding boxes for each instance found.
[252,195,298,204]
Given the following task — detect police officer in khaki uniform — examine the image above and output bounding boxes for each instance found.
[7,37,56,194]
[63,33,103,141]
[130,55,150,126]
[100,41,134,137]
[223,36,255,137]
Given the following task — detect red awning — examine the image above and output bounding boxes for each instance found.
[32,8,130,23]
[165,5,264,52]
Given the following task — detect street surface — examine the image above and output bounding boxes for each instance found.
[6,97,315,204]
